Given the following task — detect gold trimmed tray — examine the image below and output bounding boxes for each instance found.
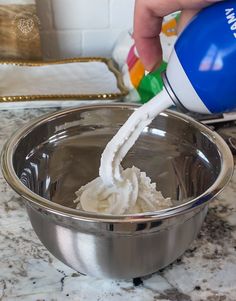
[0,57,129,103]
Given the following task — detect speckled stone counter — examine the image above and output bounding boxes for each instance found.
[0,107,236,301]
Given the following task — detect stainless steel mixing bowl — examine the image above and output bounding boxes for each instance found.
[1,104,234,279]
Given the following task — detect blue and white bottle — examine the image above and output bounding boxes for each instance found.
[163,0,236,114]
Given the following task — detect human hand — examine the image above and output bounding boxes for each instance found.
[133,0,223,71]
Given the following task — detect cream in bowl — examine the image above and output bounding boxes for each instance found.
[1,104,234,279]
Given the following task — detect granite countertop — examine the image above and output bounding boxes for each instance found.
[0,107,236,301]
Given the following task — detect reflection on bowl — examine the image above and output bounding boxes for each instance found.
[1,104,234,279]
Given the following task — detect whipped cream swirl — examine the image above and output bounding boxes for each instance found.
[74,91,173,214]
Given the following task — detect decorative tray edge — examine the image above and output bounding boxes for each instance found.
[0,57,129,103]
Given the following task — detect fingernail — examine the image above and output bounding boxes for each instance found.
[134,46,140,58]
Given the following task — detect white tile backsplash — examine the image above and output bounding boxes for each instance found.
[57,31,82,58]
[39,30,83,59]
[110,0,135,29]
[35,0,135,59]
[51,0,109,30]
[82,29,124,57]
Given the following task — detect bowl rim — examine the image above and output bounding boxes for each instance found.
[1,103,234,223]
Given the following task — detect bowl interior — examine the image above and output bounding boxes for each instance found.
[13,106,222,210]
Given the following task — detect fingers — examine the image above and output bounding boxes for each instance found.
[177,9,199,34]
[133,0,181,71]
[177,0,223,10]
[133,0,224,71]
[133,5,163,72]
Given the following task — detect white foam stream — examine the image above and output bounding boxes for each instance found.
[74,91,173,214]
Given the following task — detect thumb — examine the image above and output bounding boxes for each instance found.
[177,10,199,34]
[177,0,224,34]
